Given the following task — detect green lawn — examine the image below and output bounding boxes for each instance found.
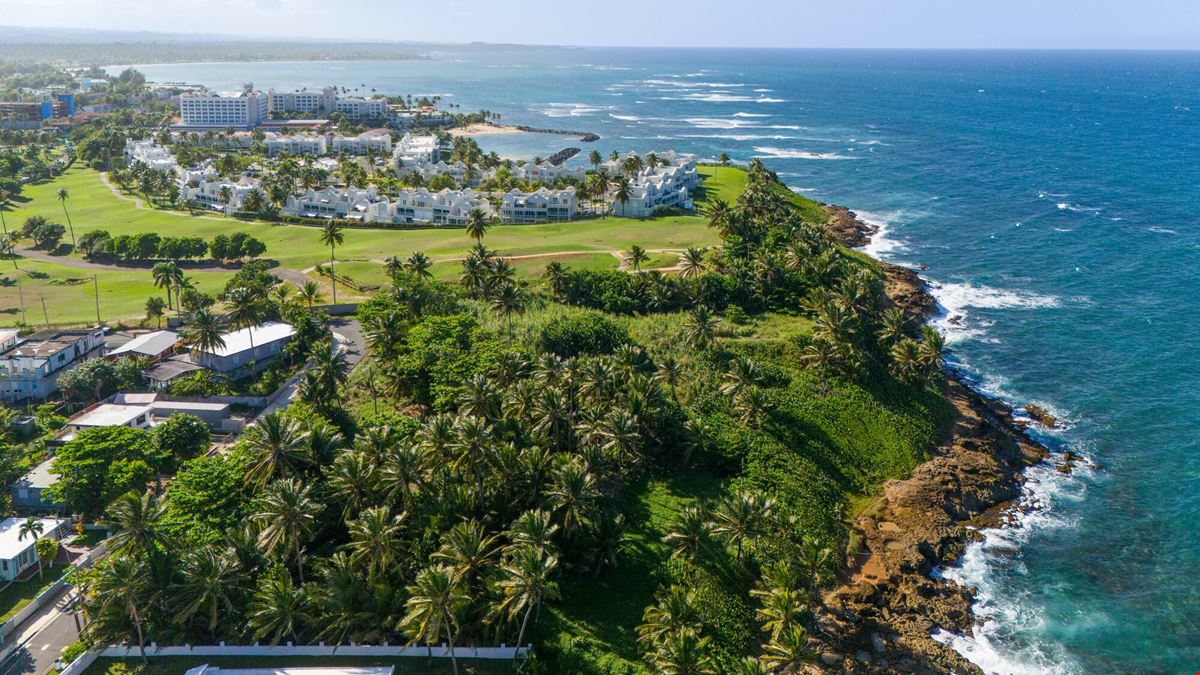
[85,655,514,675]
[0,165,749,326]
[0,563,69,623]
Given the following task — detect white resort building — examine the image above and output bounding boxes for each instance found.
[604,152,700,218]
[284,187,389,221]
[267,86,387,121]
[264,133,328,156]
[177,85,269,129]
[180,179,260,215]
[364,188,494,225]
[331,129,393,155]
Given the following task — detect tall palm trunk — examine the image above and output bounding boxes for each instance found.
[514,602,534,660]
[132,603,148,664]
[329,244,338,303]
[294,538,305,584]
[443,610,459,675]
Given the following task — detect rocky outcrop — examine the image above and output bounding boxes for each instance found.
[823,204,877,249]
[813,207,1051,673]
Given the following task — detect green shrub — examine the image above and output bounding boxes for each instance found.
[539,312,631,358]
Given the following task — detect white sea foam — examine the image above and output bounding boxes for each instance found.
[642,79,746,89]
[733,112,772,118]
[854,210,909,259]
[538,103,610,117]
[683,117,758,129]
[610,114,641,121]
[929,281,1063,346]
[1148,226,1178,234]
[933,455,1092,675]
[681,133,797,141]
[755,97,787,103]
[753,147,856,160]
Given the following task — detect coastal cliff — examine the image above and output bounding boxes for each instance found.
[817,209,1050,673]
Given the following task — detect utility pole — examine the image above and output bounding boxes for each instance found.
[16,280,24,325]
[39,296,49,328]
[93,275,101,326]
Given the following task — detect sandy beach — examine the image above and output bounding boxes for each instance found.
[447,123,525,137]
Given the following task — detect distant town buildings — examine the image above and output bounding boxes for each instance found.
[267,86,386,122]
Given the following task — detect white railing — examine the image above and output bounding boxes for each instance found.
[60,642,530,672]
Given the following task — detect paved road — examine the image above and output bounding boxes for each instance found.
[0,587,82,675]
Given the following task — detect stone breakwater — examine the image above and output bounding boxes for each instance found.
[814,207,1051,673]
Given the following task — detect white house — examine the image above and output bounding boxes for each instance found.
[500,187,578,223]
[0,329,106,402]
[604,152,700,218]
[513,162,587,184]
[0,517,68,581]
[59,403,153,442]
[190,321,297,378]
[178,86,268,129]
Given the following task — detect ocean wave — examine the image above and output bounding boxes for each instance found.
[733,112,772,118]
[854,210,910,259]
[642,79,746,88]
[1148,226,1178,234]
[929,281,1064,346]
[682,93,759,103]
[537,103,611,117]
[609,114,641,121]
[682,117,759,129]
[1055,202,1102,214]
[753,147,856,160]
[681,133,798,141]
[934,456,1092,675]
[755,97,787,103]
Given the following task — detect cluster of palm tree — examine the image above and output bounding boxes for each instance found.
[110,161,178,206]
[457,242,528,335]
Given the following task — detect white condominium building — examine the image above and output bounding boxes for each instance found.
[331,129,393,155]
[178,86,268,129]
[264,133,328,156]
[500,187,577,223]
[513,161,588,184]
[125,139,178,173]
[365,188,493,226]
[180,179,259,215]
[604,152,699,218]
[392,134,441,167]
[284,187,388,221]
[334,97,388,121]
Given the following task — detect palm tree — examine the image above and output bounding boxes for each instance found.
[720,355,764,399]
[226,285,265,354]
[877,307,907,346]
[683,306,718,350]
[636,585,700,646]
[17,517,45,578]
[543,261,567,298]
[299,279,324,308]
[750,585,805,639]
[249,564,311,645]
[91,556,152,664]
[650,630,717,675]
[588,150,602,170]
[174,545,246,639]
[465,208,489,242]
[613,176,632,216]
[404,251,433,279]
[401,565,469,675]
[491,282,525,337]
[734,386,772,428]
[433,520,500,594]
[919,324,946,375]
[346,506,407,582]
[252,478,320,584]
[494,545,559,653]
[760,624,817,671]
[661,506,710,560]
[182,308,226,360]
[718,152,730,166]
[105,490,168,558]
[890,338,923,383]
[243,412,311,488]
[505,510,559,556]
[709,491,774,563]
[151,261,181,310]
[318,221,346,303]
[56,188,75,247]
[624,244,650,272]
[679,247,706,278]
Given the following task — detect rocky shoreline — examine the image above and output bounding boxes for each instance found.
[815,207,1054,673]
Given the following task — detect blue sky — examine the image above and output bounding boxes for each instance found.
[5,0,1199,49]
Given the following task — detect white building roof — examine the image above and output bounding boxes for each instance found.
[108,330,179,358]
[18,457,57,490]
[202,321,296,359]
[185,668,394,675]
[0,517,64,560]
[69,404,150,428]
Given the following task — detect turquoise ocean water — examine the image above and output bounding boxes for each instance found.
[126,49,1200,673]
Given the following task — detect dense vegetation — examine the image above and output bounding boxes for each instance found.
[69,161,952,674]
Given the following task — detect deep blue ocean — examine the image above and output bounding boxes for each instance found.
[126,49,1200,673]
